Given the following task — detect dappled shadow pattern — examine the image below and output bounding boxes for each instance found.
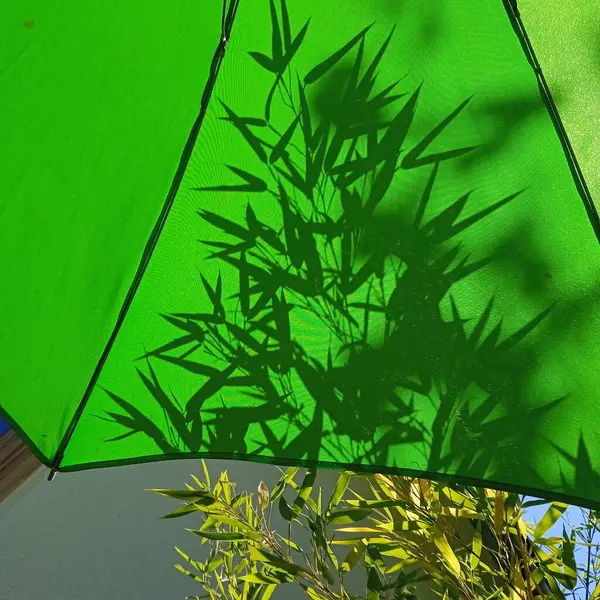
[99,0,589,489]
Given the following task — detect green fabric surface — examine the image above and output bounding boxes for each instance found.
[3,0,600,507]
[520,0,600,207]
[0,1,222,458]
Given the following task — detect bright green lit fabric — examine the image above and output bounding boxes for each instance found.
[0,1,222,458]
[520,0,600,207]
[3,0,600,507]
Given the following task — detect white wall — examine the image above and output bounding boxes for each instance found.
[0,459,297,599]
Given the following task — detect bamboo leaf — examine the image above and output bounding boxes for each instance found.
[271,467,299,503]
[284,19,310,69]
[220,101,268,162]
[316,553,334,584]
[194,165,268,193]
[150,489,215,502]
[175,564,204,583]
[186,529,259,541]
[367,566,383,600]
[328,508,372,524]
[249,52,276,72]
[160,499,217,519]
[280,0,292,49]
[534,502,568,539]
[199,272,226,316]
[590,580,600,600]
[401,96,478,169]
[269,0,282,64]
[346,499,407,509]
[562,525,576,575]
[341,538,368,572]
[201,459,211,489]
[241,571,291,584]
[304,24,373,84]
[470,521,482,570]
[431,526,461,576]
[305,589,327,600]
[332,537,394,545]
[494,491,504,534]
[261,585,277,600]
[249,546,310,576]
[270,116,299,164]
[239,252,250,317]
[175,547,204,573]
[292,469,316,516]
[279,495,295,521]
[277,534,302,552]
[327,472,350,515]
[205,556,224,573]
[521,499,550,509]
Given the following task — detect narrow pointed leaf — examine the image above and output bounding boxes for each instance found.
[304,24,373,84]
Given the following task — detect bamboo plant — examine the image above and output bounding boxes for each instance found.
[153,464,590,600]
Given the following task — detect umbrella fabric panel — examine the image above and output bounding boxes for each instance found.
[0,1,223,459]
[61,0,600,505]
[61,0,600,506]
[520,0,600,208]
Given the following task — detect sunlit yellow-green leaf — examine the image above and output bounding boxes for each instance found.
[240,571,291,585]
[305,588,327,600]
[470,521,482,570]
[442,507,483,520]
[380,546,409,560]
[205,556,224,573]
[277,534,302,552]
[590,579,600,600]
[432,526,461,576]
[175,564,204,583]
[150,488,216,502]
[341,538,367,572]
[190,473,205,490]
[186,528,260,542]
[533,502,568,540]
[419,479,432,503]
[175,546,204,573]
[327,472,350,515]
[346,499,408,509]
[332,537,394,545]
[270,467,299,504]
[292,469,316,516]
[261,585,276,600]
[328,508,372,524]
[494,491,504,534]
[160,500,216,519]
[249,546,310,576]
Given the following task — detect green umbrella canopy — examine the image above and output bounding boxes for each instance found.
[2,0,600,507]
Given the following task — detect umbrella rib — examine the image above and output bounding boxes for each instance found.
[502,0,600,243]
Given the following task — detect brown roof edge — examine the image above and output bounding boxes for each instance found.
[0,431,42,503]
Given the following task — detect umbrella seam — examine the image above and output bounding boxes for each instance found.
[56,448,600,512]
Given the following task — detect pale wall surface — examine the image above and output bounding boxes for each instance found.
[0,460,291,599]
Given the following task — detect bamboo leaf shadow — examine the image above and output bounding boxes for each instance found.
[193,165,268,193]
[100,3,592,491]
